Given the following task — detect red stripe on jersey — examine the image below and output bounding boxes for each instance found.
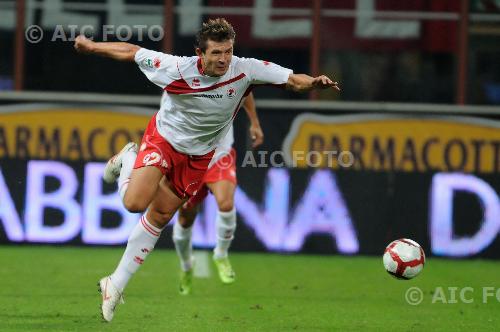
[164,73,247,95]
[230,85,255,121]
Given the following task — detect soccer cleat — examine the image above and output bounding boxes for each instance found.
[213,256,235,284]
[179,268,193,295]
[103,142,138,183]
[98,276,125,322]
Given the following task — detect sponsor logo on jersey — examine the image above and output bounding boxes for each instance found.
[192,78,200,87]
[153,58,161,68]
[143,58,154,68]
[227,87,236,99]
[193,93,223,99]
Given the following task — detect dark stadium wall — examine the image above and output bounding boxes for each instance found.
[0,103,498,257]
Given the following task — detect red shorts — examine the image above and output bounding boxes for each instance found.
[185,148,237,208]
[134,116,215,199]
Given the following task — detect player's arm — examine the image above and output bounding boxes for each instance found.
[242,92,264,148]
[74,35,140,62]
[286,74,340,92]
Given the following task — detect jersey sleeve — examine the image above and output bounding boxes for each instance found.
[238,58,293,85]
[134,48,179,89]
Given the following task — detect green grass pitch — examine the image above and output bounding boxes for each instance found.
[1,246,499,331]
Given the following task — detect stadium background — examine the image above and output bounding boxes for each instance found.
[0,1,500,330]
[0,0,500,332]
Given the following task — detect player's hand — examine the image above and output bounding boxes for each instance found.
[74,35,94,54]
[312,75,340,91]
[249,124,264,148]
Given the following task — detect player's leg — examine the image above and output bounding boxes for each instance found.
[208,179,237,284]
[100,177,184,322]
[121,166,165,214]
[103,116,166,213]
[172,184,208,295]
[175,204,199,273]
[173,203,199,295]
[106,148,164,213]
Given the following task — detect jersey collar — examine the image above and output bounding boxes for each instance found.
[197,57,205,75]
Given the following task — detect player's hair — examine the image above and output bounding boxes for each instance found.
[195,18,236,52]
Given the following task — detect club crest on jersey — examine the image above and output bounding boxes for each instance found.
[226,87,236,99]
[192,78,201,87]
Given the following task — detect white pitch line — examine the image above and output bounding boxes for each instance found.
[193,250,211,279]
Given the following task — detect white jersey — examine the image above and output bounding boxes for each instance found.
[136,48,292,155]
[160,91,234,163]
[212,125,234,163]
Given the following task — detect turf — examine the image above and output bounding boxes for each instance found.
[0,246,499,331]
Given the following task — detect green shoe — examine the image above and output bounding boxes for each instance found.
[213,256,235,284]
[179,268,193,295]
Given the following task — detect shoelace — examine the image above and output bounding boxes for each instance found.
[110,293,125,308]
[105,287,125,307]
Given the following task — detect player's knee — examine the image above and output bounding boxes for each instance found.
[123,195,148,213]
[217,198,234,212]
[148,209,175,228]
[178,208,196,228]
[178,216,194,228]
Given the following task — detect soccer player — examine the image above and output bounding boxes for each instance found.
[74,18,339,322]
[173,92,263,295]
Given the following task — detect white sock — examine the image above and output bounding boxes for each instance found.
[213,208,236,259]
[110,215,162,291]
[118,150,137,200]
[173,221,193,272]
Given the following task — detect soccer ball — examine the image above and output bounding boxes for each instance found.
[383,239,425,280]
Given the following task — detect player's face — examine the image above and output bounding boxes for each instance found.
[197,39,234,77]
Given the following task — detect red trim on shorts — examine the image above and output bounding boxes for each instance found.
[145,135,165,161]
